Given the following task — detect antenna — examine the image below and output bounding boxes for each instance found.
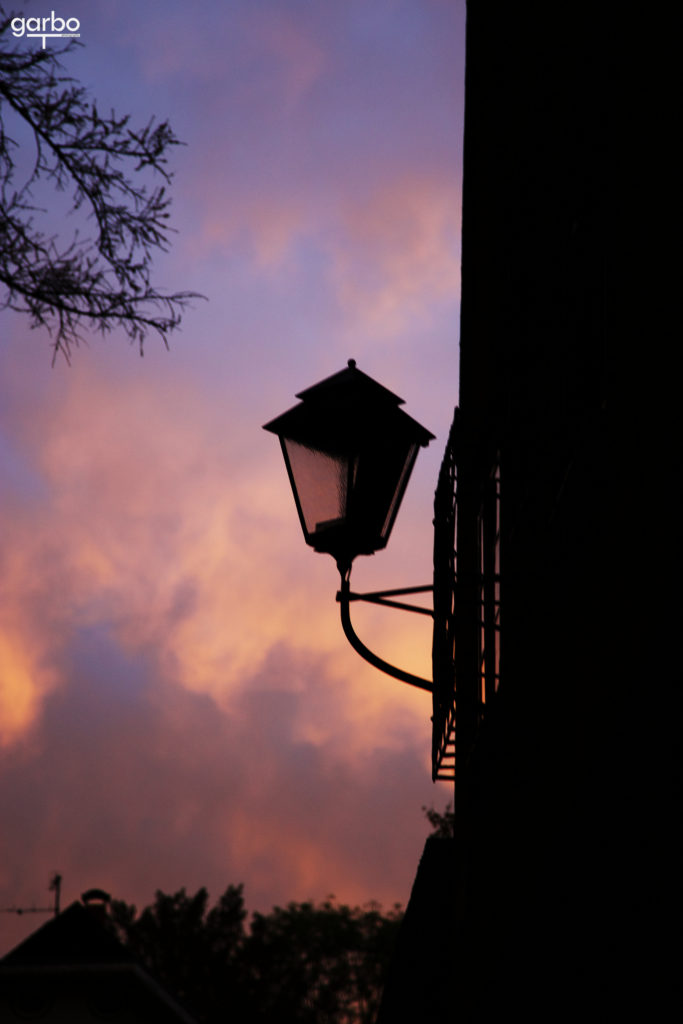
[1,873,62,917]
[49,872,62,915]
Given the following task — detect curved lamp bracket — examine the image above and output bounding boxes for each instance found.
[336,570,433,692]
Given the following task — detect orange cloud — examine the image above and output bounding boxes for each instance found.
[0,630,53,747]
[0,609,437,949]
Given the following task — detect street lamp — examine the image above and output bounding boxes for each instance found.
[264,360,435,691]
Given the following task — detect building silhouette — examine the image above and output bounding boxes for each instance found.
[0,890,197,1023]
[379,2,676,1019]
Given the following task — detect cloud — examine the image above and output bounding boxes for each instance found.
[0,0,462,958]
[0,630,54,747]
[243,7,327,113]
[0,343,432,743]
[0,621,436,955]
[123,1,326,111]
[0,340,438,951]
[330,174,461,336]
[185,171,460,349]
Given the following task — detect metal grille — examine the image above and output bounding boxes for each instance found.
[431,410,459,781]
[430,411,502,783]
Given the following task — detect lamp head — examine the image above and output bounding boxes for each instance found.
[264,360,434,571]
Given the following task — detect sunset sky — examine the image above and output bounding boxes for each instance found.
[0,0,465,952]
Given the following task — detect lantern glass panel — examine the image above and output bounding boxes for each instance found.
[379,440,420,538]
[350,436,420,544]
[283,439,354,537]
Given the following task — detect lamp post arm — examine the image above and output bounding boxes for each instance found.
[336,573,433,692]
[345,584,434,616]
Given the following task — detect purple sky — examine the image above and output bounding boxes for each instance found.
[0,0,464,953]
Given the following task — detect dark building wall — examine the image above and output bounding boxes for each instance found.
[457,0,607,783]
[378,4,676,1019]
[376,838,457,1023]
[450,1,675,1015]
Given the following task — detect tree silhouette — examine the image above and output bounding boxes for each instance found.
[0,9,199,361]
[423,802,454,838]
[109,886,403,1024]
[110,886,244,1020]
[243,898,402,1024]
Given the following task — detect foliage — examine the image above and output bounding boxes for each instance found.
[109,885,247,1020]
[422,802,455,838]
[243,898,402,1024]
[0,8,199,361]
[109,886,402,1024]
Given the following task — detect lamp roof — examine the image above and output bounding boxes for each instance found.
[263,360,434,448]
[295,359,404,405]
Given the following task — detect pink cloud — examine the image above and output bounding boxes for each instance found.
[186,172,460,345]
[0,0,462,958]
[0,623,437,956]
[330,174,461,336]
[244,8,327,112]
[0,344,432,744]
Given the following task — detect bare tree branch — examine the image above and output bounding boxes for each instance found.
[0,9,203,362]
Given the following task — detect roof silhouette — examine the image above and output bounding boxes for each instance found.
[0,897,198,1023]
[2,900,135,967]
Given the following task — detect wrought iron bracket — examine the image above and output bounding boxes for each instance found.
[336,571,433,692]
[340,584,434,617]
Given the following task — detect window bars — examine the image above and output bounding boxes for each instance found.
[431,408,501,783]
[431,411,459,781]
